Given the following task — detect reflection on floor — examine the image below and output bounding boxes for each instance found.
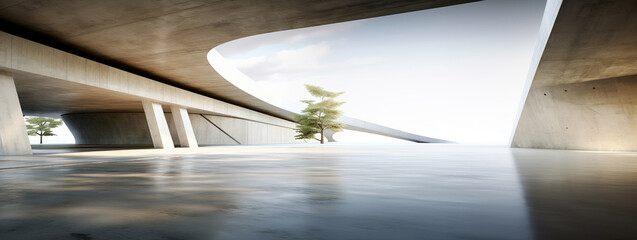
[513,148,637,239]
[0,144,635,239]
[30,144,152,155]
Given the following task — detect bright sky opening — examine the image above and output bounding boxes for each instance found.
[214,0,547,145]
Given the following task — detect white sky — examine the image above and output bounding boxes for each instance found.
[26,117,75,145]
[215,0,547,145]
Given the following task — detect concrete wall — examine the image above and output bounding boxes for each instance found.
[512,76,637,151]
[190,115,301,145]
[63,113,152,145]
[63,113,302,146]
[512,0,637,151]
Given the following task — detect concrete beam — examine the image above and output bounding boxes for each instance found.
[170,106,198,148]
[0,71,32,155]
[142,101,174,149]
[0,32,296,130]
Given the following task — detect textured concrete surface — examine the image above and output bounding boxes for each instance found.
[513,0,637,150]
[0,70,31,155]
[0,32,294,129]
[513,76,637,151]
[142,101,174,149]
[338,116,450,143]
[192,115,303,145]
[0,144,635,239]
[62,113,303,146]
[62,113,153,146]
[170,106,198,148]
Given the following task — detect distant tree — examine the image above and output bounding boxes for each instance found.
[294,85,345,144]
[25,117,63,144]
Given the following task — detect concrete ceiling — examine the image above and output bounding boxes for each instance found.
[0,0,478,120]
[13,72,144,117]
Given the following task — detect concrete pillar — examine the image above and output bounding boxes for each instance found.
[0,71,32,155]
[142,101,174,149]
[324,129,337,142]
[170,106,198,148]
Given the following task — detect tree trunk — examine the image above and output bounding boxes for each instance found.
[320,129,324,144]
[39,134,43,144]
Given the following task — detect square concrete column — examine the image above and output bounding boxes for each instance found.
[0,71,32,155]
[170,106,198,148]
[142,101,174,149]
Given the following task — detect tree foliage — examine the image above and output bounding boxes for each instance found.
[294,85,345,144]
[25,117,63,144]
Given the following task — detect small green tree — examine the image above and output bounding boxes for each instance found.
[25,117,63,144]
[294,85,345,144]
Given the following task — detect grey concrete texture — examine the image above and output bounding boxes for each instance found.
[0,32,296,129]
[0,144,636,239]
[529,0,637,88]
[62,113,303,146]
[513,76,637,151]
[142,101,175,149]
[0,0,477,120]
[0,70,31,155]
[339,116,451,143]
[513,0,637,150]
[62,113,153,146]
[170,106,198,148]
[192,115,304,145]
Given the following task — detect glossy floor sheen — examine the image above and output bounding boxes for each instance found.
[0,144,636,240]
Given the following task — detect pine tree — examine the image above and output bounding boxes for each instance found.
[25,117,63,144]
[294,85,345,144]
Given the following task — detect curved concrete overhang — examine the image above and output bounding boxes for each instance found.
[208,49,450,143]
[0,0,478,120]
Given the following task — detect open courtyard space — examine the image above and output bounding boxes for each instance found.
[1,144,636,240]
[1,0,637,239]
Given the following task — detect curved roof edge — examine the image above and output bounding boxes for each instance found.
[208,49,451,143]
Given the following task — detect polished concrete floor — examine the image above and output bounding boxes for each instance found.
[0,144,636,239]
